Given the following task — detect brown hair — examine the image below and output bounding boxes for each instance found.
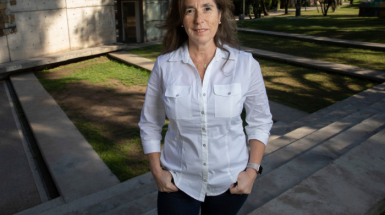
[159,0,239,58]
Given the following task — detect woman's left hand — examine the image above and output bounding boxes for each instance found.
[229,168,258,194]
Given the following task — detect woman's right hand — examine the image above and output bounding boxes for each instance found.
[152,169,179,193]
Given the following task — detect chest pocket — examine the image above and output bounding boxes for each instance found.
[164,86,192,119]
[213,83,242,118]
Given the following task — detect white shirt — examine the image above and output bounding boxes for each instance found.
[139,43,273,202]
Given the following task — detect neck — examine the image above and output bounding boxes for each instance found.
[188,39,217,62]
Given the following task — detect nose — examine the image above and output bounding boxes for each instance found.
[194,9,204,24]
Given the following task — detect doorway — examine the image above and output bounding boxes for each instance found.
[122,1,141,43]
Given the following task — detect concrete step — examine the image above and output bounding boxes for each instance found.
[275,82,385,138]
[265,84,385,155]
[269,121,288,142]
[19,172,155,215]
[239,108,385,215]
[100,191,158,215]
[15,197,65,215]
[142,208,157,215]
[263,98,385,174]
[249,126,385,215]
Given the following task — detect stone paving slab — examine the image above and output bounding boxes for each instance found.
[250,126,385,215]
[238,28,385,52]
[0,80,42,215]
[241,46,385,82]
[10,72,120,203]
[0,44,127,75]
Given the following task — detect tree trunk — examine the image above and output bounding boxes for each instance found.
[260,0,269,15]
[350,0,353,4]
[285,0,289,14]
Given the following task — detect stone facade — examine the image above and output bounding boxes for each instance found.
[0,0,116,64]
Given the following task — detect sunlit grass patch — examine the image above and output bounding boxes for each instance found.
[37,56,151,93]
[237,2,385,44]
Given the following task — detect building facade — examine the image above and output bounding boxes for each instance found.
[116,0,169,43]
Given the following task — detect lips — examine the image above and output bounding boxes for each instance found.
[194,29,208,33]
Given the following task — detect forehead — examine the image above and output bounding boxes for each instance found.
[184,0,217,7]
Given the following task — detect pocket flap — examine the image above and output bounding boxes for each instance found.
[213,83,241,97]
[165,86,191,98]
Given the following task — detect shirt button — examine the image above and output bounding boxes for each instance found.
[204,179,207,182]
[176,94,179,97]
[202,127,205,131]
[201,111,204,114]
[228,92,231,95]
[203,163,206,166]
[203,144,206,147]
[203,93,206,96]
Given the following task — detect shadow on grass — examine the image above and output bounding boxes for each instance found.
[35,59,164,182]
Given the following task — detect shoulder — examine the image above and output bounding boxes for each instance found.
[224,45,258,65]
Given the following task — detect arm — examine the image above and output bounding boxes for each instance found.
[139,58,178,192]
[230,55,273,194]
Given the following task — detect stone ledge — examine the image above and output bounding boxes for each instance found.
[242,46,385,82]
[237,28,385,52]
[0,44,127,75]
[10,72,120,203]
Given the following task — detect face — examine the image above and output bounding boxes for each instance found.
[182,0,222,47]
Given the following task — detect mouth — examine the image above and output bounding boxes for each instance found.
[194,29,208,33]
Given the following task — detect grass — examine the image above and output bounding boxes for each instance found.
[238,31,385,71]
[38,56,150,93]
[36,56,166,182]
[237,2,385,44]
[129,44,376,113]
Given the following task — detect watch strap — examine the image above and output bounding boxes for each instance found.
[247,162,263,175]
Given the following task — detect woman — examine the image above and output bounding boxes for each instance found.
[138,0,273,214]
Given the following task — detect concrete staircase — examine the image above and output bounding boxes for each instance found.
[17,82,385,214]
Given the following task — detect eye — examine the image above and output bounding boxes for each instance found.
[205,7,212,12]
[186,9,194,14]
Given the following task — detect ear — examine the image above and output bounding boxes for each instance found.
[218,10,222,24]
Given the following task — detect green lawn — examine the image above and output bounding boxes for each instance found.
[237,2,385,44]
[36,56,166,182]
[129,45,376,113]
[238,32,385,71]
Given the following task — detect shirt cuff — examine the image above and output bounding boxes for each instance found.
[142,140,161,154]
[247,132,270,146]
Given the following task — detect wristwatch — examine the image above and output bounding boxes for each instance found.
[247,162,263,175]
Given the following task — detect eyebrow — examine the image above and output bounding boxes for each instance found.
[185,3,214,9]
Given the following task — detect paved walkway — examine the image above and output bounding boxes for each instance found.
[237,28,385,52]
[0,80,42,215]
[241,46,385,82]
[108,51,309,123]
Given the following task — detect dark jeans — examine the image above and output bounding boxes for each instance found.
[158,189,248,215]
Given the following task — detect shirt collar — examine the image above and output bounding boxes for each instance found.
[168,42,238,63]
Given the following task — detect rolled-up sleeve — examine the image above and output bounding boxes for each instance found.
[138,58,166,154]
[244,56,273,145]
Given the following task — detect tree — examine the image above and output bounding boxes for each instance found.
[319,0,336,16]
[284,0,290,14]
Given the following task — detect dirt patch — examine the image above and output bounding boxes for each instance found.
[35,56,153,181]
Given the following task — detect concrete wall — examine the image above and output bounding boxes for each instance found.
[143,0,168,42]
[0,0,116,64]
